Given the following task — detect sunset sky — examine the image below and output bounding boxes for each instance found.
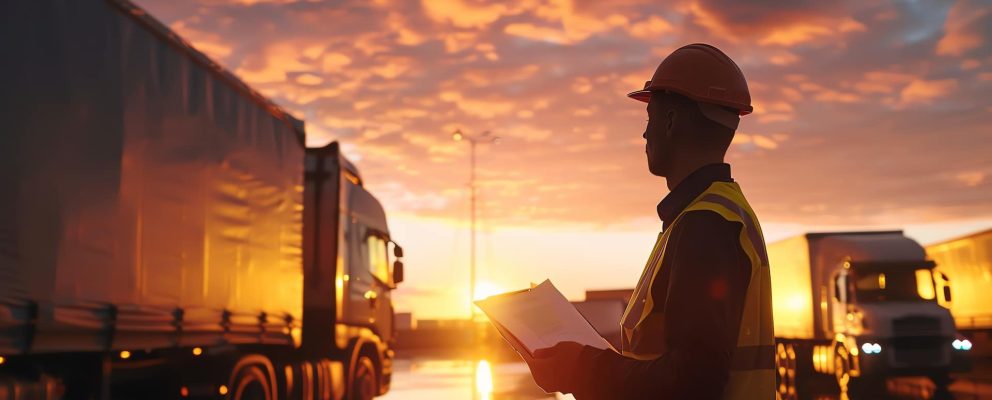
[136,0,992,319]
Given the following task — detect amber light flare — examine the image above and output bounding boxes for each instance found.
[476,359,493,400]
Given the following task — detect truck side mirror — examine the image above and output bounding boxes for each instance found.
[393,245,404,258]
[393,261,404,285]
[940,272,951,302]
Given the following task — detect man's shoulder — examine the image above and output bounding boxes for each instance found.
[673,209,743,238]
[678,208,743,226]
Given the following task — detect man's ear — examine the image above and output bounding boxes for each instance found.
[665,109,677,139]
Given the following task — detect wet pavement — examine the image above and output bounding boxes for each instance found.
[382,358,992,400]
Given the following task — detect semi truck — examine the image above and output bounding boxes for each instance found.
[1,1,403,399]
[768,231,970,398]
[926,228,992,357]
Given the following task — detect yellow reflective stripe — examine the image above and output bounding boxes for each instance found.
[620,232,664,331]
[625,204,697,348]
[686,201,763,269]
[686,195,775,347]
[622,181,776,367]
[692,194,768,265]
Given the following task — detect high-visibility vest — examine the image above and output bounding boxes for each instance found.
[619,181,775,399]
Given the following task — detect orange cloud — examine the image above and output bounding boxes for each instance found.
[687,0,866,47]
[898,79,959,105]
[937,0,988,56]
[421,0,508,28]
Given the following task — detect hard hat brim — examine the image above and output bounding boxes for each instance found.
[626,90,651,103]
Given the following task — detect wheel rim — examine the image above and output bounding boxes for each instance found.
[352,358,377,400]
[234,366,271,400]
[834,346,850,391]
[775,343,798,400]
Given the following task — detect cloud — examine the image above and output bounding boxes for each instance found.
[936,0,990,56]
[897,78,959,106]
[686,0,866,46]
[421,0,508,28]
[133,0,992,229]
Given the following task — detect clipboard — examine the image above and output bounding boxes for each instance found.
[475,280,614,359]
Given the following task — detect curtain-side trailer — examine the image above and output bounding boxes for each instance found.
[927,228,992,358]
[0,1,403,399]
[769,232,969,399]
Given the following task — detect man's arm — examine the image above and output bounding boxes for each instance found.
[568,211,751,399]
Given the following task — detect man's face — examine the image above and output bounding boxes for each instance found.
[643,95,674,177]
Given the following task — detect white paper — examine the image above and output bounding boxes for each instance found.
[475,280,614,357]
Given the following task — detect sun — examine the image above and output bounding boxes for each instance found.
[473,280,507,301]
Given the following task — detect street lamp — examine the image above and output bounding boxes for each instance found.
[451,129,499,318]
[452,128,499,400]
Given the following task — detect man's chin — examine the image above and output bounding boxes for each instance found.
[648,164,666,177]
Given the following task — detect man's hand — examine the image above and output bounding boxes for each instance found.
[524,341,585,393]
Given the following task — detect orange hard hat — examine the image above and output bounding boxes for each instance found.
[627,43,752,116]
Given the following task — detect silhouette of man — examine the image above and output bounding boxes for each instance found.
[523,44,776,400]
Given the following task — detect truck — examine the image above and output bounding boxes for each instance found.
[926,228,992,358]
[0,1,403,399]
[768,231,969,398]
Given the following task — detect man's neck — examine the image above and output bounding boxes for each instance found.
[665,157,724,190]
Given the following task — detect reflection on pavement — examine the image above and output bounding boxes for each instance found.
[381,359,550,400]
[382,358,992,400]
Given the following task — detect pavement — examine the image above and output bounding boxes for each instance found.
[382,357,992,399]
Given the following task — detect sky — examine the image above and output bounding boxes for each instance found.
[136,0,992,319]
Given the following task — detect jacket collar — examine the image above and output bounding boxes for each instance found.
[657,163,733,228]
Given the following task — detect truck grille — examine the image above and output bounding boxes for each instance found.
[893,316,941,336]
[890,336,946,367]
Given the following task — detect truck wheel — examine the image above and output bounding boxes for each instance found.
[775,343,797,400]
[232,365,273,400]
[833,345,851,394]
[348,356,377,400]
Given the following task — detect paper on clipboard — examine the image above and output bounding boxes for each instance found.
[475,280,614,357]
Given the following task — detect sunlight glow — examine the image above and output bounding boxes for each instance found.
[473,280,507,301]
[476,359,493,400]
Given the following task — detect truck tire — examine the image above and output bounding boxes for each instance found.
[775,343,797,400]
[348,356,377,400]
[833,344,851,393]
[232,364,273,400]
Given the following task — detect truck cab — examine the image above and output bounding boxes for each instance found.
[770,231,971,398]
[812,233,968,387]
[304,142,404,399]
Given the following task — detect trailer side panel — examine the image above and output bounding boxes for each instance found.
[0,0,304,354]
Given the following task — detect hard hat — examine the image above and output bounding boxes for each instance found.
[628,43,752,128]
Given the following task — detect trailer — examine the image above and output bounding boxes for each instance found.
[768,232,969,398]
[927,228,992,357]
[0,1,403,399]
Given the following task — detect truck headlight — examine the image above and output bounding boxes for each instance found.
[952,339,972,351]
[861,342,882,354]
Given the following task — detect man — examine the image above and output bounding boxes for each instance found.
[524,43,776,399]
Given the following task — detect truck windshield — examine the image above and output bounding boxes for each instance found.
[854,267,936,303]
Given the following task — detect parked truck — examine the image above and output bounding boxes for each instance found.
[0,1,403,399]
[769,231,970,398]
[926,228,992,357]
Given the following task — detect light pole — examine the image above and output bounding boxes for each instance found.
[451,129,500,319]
[452,128,499,400]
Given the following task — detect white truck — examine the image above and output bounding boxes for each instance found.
[769,231,970,398]
[927,228,992,358]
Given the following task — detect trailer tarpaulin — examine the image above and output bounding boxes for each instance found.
[0,0,304,353]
